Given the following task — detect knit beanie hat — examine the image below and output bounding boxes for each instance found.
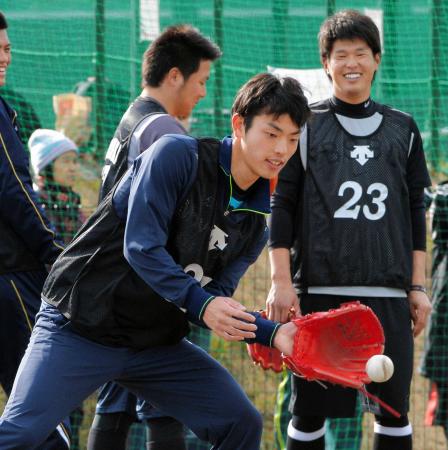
[28,129,78,175]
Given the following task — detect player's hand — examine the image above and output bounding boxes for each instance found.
[203,297,257,341]
[408,290,432,337]
[272,322,296,357]
[266,281,300,323]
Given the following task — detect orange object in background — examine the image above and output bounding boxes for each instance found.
[270,176,278,195]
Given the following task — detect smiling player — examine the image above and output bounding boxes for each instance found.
[267,10,432,450]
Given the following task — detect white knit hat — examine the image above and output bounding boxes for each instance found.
[28,129,78,175]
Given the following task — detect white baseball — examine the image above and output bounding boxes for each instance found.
[366,355,394,383]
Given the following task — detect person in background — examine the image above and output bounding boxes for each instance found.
[29,129,83,244]
[90,23,221,450]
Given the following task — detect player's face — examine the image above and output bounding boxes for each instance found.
[232,113,300,189]
[53,151,79,188]
[174,59,211,119]
[0,29,11,87]
[324,38,380,104]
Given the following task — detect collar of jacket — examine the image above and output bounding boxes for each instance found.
[219,136,270,215]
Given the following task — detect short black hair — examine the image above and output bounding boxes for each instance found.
[318,10,381,61]
[231,73,310,131]
[142,24,221,87]
[0,11,8,30]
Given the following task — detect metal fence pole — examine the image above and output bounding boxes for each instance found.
[213,0,224,136]
[381,0,398,102]
[95,0,106,157]
[430,0,441,169]
[327,0,335,17]
[273,0,289,67]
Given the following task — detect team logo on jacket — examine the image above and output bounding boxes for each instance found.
[208,225,228,251]
[183,225,227,287]
[350,145,373,166]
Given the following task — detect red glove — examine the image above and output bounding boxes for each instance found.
[247,302,399,416]
[283,301,385,389]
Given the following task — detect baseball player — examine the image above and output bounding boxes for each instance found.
[0,72,310,450]
[267,10,431,450]
[89,24,221,450]
[0,10,71,449]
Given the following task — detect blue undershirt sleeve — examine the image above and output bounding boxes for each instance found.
[138,116,186,153]
[246,312,281,347]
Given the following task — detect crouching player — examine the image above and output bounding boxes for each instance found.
[0,72,309,450]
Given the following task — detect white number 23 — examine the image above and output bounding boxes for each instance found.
[334,181,388,221]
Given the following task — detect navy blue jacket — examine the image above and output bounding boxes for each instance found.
[0,96,63,274]
[112,135,279,345]
[44,135,279,347]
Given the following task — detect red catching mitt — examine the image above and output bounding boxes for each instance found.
[246,311,284,373]
[283,301,385,389]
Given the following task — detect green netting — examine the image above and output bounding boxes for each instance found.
[4,0,448,168]
[1,1,448,449]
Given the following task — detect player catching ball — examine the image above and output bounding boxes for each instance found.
[0,73,309,450]
[267,9,432,450]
